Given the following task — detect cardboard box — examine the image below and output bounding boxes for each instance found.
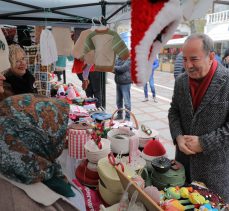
[161,63,174,73]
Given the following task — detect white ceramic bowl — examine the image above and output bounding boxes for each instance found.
[107,129,135,154]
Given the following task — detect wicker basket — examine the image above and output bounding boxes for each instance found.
[84,138,111,164]
[98,180,123,205]
[107,108,138,154]
[134,128,159,148]
[97,157,136,194]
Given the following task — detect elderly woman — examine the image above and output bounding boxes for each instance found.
[1,45,37,100]
[0,93,85,211]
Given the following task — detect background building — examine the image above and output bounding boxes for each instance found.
[160,0,229,72]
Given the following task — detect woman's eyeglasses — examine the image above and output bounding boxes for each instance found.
[0,40,5,51]
[141,124,152,135]
[16,57,26,65]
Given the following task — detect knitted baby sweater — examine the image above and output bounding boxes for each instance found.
[83,29,129,72]
[72,29,95,65]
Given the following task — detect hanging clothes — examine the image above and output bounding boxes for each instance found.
[52,27,74,56]
[1,27,17,45]
[23,45,40,76]
[72,29,95,65]
[83,28,129,72]
[35,26,45,44]
[40,29,58,66]
[72,58,85,74]
[55,56,67,71]
[17,25,32,47]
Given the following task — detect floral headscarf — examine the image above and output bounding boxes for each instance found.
[0,94,69,184]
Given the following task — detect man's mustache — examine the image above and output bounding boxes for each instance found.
[186,68,196,73]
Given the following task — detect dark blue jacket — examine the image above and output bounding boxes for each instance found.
[114,58,131,84]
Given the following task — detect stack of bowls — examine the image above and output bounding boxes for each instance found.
[84,138,111,163]
[97,157,136,205]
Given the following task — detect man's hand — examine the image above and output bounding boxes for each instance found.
[176,135,196,155]
[82,79,89,90]
[184,135,203,153]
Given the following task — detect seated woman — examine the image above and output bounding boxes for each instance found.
[0,93,85,211]
[1,44,37,100]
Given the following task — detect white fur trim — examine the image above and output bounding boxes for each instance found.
[141,152,166,161]
[182,0,213,21]
[135,0,182,85]
[181,0,195,21]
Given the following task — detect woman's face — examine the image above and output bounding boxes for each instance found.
[225,56,229,63]
[0,73,6,93]
[11,51,27,77]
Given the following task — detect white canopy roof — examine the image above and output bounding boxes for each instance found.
[0,0,130,27]
[206,23,229,42]
[165,36,187,48]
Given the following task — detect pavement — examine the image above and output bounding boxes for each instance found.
[64,61,175,159]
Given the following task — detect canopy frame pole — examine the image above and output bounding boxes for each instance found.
[100,0,107,108]
[105,0,130,22]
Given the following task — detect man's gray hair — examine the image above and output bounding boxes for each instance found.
[184,33,214,55]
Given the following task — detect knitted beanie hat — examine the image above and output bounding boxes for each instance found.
[0,28,10,73]
[143,139,166,157]
[131,0,182,85]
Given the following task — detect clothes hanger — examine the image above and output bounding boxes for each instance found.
[90,17,97,31]
[43,8,51,31]
[96,16,108,31]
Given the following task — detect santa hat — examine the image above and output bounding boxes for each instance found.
[131,0,182,85]
[142,139,166,159]
[0,28,10,73]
